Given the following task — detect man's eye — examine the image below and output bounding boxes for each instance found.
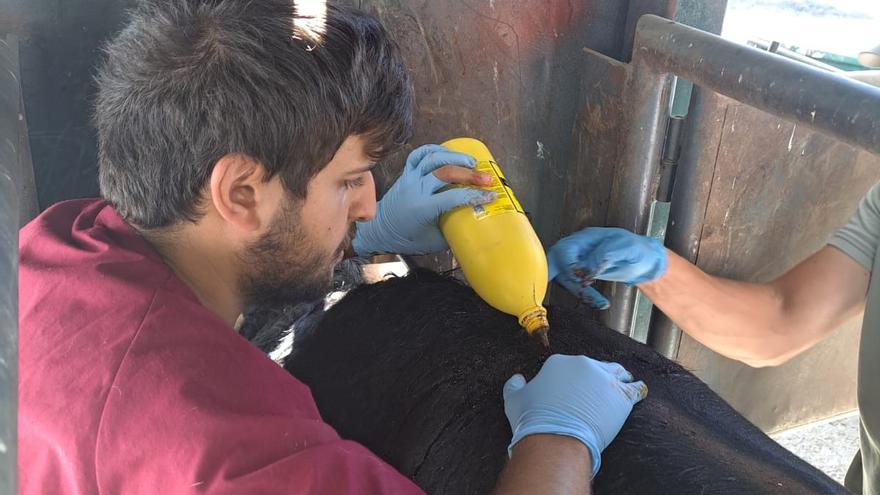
[344,177,366,189]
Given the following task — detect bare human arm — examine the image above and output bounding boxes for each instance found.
[492,435,592,495]
[638,246,869,367]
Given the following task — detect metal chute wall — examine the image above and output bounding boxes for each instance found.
[343,0,641,246]
[15,0,136,211]
[673,90,878,431]
[615,15,880,431]
[16,0,659,245]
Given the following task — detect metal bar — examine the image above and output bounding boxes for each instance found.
[603,49,672,334]
[646,89,714,359]
[656,115,685,202]
[641,17,880,355]
[621,0,676,63]
[609,14,880,343]
[636,14,880,156]
[0,35,20,495]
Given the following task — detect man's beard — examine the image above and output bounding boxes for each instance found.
[239,198,354,309]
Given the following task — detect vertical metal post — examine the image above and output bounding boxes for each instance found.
[647,93,710,358]
[0,34,20,495]
[603,55,672,334]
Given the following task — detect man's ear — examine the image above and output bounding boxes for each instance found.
[208,154,275,233]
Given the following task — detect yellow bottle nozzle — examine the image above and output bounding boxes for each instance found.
[519,307,550,349]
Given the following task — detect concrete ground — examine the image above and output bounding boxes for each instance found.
[771,412,860,484]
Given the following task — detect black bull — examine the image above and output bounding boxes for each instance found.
[251,270,846,494]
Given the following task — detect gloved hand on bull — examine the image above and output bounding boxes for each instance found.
[547,227,669,309]
[503,354,647,478]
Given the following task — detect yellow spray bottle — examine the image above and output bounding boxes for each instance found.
[439,138,550,346]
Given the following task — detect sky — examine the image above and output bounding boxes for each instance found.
[722,0,880,59]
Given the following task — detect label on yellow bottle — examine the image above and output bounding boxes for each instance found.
[472,160,524,220]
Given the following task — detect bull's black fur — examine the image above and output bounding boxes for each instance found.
[256,269,846,494]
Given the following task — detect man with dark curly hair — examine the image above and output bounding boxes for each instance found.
[19,2,644,493]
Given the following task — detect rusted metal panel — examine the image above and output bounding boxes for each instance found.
[17,0,137,209]
[343,0,637,272]
[546,47,630,310]
[347,0,632,248]
[19,0,635,243]
[560,49,629,237]
[675,95,880,431]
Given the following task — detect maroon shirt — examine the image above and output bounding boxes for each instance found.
[19,199,422,494]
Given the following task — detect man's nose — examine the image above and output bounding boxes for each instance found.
[351,172,377,222]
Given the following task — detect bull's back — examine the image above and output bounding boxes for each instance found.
[285,270,846,494]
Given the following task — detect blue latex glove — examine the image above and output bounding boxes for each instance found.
[503,354,647,477]
[546,227,668,309]
[352,144,496,256]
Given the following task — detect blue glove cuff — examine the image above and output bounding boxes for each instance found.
[351,224,373,257]
[352,220,395,256]
[508,423,602,478]
[628,237,669,285]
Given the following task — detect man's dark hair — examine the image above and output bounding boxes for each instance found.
[95,0,413,229]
